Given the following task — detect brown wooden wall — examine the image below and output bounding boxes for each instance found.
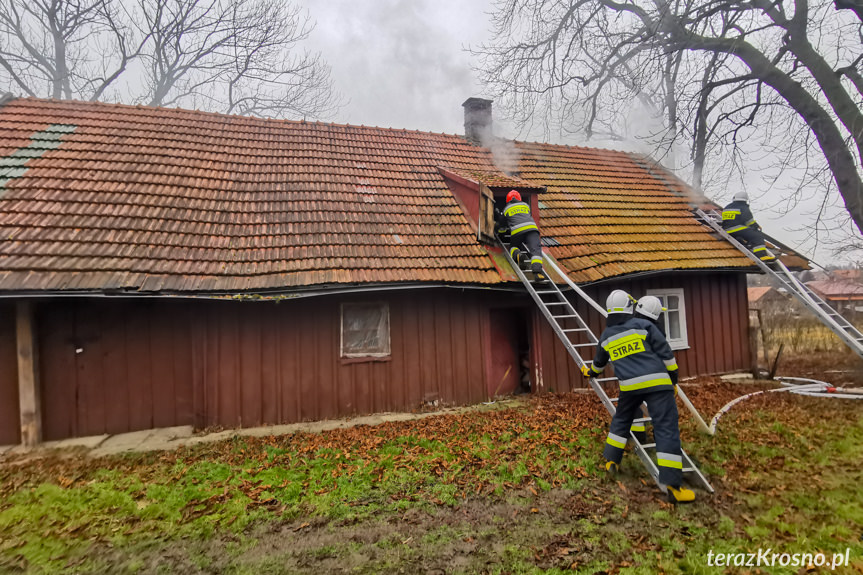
[20,273,749,441]
[538,272,750,392]
[0,302,19,445]
[34,290,498,440]
[38,300,195,440]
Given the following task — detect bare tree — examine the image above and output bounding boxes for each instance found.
[0,0,138,100]
[0,0,339,119]
[137,0,339,118]
[474,0,863,237]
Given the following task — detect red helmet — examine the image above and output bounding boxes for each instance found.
[506,190,521,203]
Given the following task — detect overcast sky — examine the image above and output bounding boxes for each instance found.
[298,0,854,265]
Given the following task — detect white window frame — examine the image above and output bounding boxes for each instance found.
[646,288,689,350]
[340,302,391,358]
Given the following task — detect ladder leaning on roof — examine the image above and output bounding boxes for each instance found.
[496,236,714,494]
[694,208,863,361]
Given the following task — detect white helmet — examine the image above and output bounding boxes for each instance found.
[732,191,748,203]
[606,289,634,315]
[636,295,665,320]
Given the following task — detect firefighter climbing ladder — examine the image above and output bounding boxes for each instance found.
[694,208,863,360]
[497,238,714,494]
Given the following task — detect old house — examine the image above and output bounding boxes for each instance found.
[806,277,863,317]
[0,96,756,446]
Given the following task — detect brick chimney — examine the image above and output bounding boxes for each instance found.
[462,97,493,145]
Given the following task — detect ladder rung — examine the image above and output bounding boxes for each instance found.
[632,417,651,424]
[562,328,588,332]
[639,442,656,448]
[535,291,558,295]
[544,302,569,306]
[569,342,595,348]
[595,377,617,383]
[553,314,577,319]
[682,467,695,473]
[609,397,619,403]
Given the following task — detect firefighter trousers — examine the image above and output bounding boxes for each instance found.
[510,229,543,273]
[603,388,682,487]
[730,227,774,260]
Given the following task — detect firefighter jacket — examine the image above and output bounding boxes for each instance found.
[721,200,756,233]
[496,200,538,236]
[588,316,678,394]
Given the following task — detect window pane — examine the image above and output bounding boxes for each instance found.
[342,303,390,356]
[667,295,679,312]
[668,310,681,339]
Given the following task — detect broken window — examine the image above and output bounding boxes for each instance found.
[341,302,391,358]
[646,289,689,350]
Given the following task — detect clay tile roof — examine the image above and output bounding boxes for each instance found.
[514,141,749,283]
[747,286,774,303]
[806,279,863,300]
[442,166,544,191]
[0,97,751,294]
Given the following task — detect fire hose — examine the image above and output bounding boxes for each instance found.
[704,377,863,435]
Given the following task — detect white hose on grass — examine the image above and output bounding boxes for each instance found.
[708,377,863,435]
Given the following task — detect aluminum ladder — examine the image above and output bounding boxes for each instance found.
[694,208,863,360]
[497,237,714,494]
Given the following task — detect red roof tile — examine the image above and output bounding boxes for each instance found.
[0,97,750,293]
[806,279,863,300]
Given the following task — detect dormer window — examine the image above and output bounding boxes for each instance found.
[438,167,545,245]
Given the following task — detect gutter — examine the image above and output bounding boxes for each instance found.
[0,265,756,301]
[0,281,537,302]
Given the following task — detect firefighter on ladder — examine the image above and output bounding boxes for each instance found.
[581,289,695,503]
[496,190,548,282]
[722,191,777,262]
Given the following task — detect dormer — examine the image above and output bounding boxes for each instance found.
[438,167,546,245]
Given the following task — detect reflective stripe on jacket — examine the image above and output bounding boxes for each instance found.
[498,201,538,235]
[589,317,678,394]
[721,200,756,234]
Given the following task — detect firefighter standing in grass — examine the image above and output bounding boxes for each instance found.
[495,190,548,282]
[629,295,667,443]
[581,289,695,503]
[722,191,777,262]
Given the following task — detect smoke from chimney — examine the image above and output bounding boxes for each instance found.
[462,97,520,176]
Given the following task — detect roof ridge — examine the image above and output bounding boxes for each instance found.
[12,96,472,140]
[0,92,16,110]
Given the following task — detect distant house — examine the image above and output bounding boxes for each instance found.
[0,96,759,445]
[746,286,791,310]
[806,277,863,315]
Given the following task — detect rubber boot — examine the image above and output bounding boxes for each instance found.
[666,485,695,504]
[532,263,548,283]
[511,250,524,267]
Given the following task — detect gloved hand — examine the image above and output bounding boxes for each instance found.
[674,384,679,397]
[669,370,679,386]
[581,365,593,378]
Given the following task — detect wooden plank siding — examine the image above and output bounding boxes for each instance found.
[26,274,749,441]
[0,302,20,445]
[538,272,750,391]
[34,291,495,439]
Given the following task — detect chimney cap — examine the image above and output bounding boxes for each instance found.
[462,97,493,108]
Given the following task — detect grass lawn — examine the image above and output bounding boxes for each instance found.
[1,378,861,574]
